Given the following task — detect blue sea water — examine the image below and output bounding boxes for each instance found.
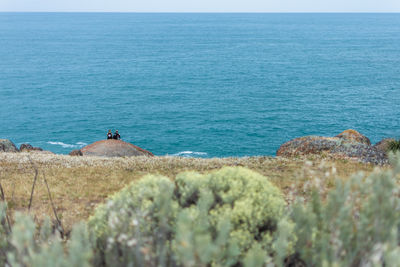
[1,13,400,157]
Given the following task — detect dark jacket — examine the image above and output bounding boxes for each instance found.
[113,133,121,140]
[107,133,113,139]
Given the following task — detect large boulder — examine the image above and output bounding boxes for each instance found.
[277,130,387,165]
[0,139,19,152]
[277,136,341,157]
[19,143,43,152]
[69,149,83,156]
[80,140,154,157]
[335,129,371,145]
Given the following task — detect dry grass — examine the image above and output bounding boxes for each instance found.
[0,152,381,232]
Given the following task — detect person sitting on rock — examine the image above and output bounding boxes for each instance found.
[113,130,121,140]
[107,130,113,140]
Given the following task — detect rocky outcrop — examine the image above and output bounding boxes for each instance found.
[335,129,371,145]
[79,140,154,157]
[277,136,341,157]
[277,130,387,165]
[19,143,43,152]
[69,149,83,156]
[0,139,19,152]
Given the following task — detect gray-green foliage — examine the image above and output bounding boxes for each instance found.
[0,203,10,265]
[89,175,178,266]
[88,167,286,266]
[287,153,400,266]
[8,214,92,267]
[0,210,92,267]
[3,159,400,267]
[173,201,240,267]
[175,167,285,252]
[388,139,400,152]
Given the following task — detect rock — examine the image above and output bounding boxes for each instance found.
[19,143,33,151]
[277,136,341,157]
[277,130,387,165]
[373,138,396,154]
[335,129,371,145]
[0,139,19,152]
[80,140,154,157]
[69,149,83,156]
[19,143,43,152]
[329,142,387,165]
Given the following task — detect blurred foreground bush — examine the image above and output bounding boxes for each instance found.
[88,167,285,266]
[0,207,92,267]
[88,158,400,267]
[2,159,400,266]
[288,154,400,266]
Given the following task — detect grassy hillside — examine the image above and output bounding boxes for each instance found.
[0,152,378,231]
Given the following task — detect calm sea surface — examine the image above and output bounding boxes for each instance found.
[1,13,400,156]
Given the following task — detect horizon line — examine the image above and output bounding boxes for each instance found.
[1,11,399,14]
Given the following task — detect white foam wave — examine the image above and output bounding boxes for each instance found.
[173,151,208,157]
[47,141,87,149]
[76,142,88,147]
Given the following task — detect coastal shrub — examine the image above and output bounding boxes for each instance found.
[3,161,400,266]
[0,208,92,267]
[286,153,400,266]
[175,168,285,251]
[172,194,241,266]
[88,174,178,266]
[0,203,9,265]
[387,139,400,153]
[88,167,285,266]
[7,214,92,267]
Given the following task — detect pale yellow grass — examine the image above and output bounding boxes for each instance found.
[0,152,379,232]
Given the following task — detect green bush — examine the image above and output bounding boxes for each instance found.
[8,214,92,267]
[388,139,400,152]
[88,174,178,266]
[286,153,400,266]
[0,208,92,267]
[4,159,400,266]
[0,203,10,265]
[88,167,285,266]
[176,167,285,251]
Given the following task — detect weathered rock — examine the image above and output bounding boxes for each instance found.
[69,149,83,156]
[19,143,33,151]
[0,139,19,152]
[373,138,396,154]
[80,140,154,157]
[329,142,387,165]
[19,143,43,152]
[277,136,340,157]
[335,129,371,145]
[277,130,387,165]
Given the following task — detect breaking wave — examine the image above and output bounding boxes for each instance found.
[172,151,208,158]
[47,141,87,149]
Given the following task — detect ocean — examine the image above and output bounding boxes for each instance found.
[1,13,400,157]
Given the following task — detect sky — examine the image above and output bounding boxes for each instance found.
[1,0,400,12]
